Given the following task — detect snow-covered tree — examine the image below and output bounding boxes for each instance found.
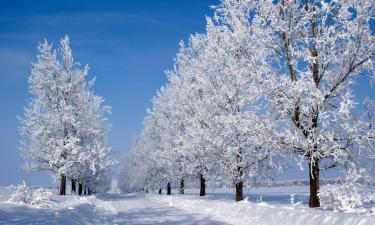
[363,98,375,157]
[228,0,375,207]
[20,35,114,195]
[119,108,168,192]
[181,19,284,201]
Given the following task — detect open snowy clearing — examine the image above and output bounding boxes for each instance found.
[1,186,374,225]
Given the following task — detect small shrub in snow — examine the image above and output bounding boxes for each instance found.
[8,182,52,207]
[8,181,30,204]
[290,194,295,206]
[29,188,52,206]
[318,169,368,212]
[319,185,362,211]
[289,193,302,208]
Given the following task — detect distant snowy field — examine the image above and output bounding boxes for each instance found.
[0,185,374,225]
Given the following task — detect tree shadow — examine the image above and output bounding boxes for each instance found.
[95,193,141,201]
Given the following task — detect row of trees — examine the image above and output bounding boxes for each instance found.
[19,36,114,195]
[119,0,375,207]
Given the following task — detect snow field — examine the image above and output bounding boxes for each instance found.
[148,187,375,225]
[1,186,374,225]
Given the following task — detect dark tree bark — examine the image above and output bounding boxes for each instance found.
[84,186,87,195]
[179,178,184,194]
[158,188,162,194]
[78,182,83,195]
[167,182,171,195]
[71,179,76,195]
[235,181,244,202]
[309,161,320,208]
[59,174,66,195]
[199,174,206,196]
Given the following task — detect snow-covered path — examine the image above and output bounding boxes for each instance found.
[92,193,227,225]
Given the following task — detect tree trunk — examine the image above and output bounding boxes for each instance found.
[167,182,171,195]
[158,188,162,194]
[59,174,66,195]
[78,182,83,195]
[309,161,320,208]
[200,174,206,196]
[179,178,184,194]
[235,181,244,202]
[71,179,76,195]
[84,186,87,195]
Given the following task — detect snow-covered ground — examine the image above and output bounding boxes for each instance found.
[0,185,374,225]
[0,186,111,225]
[0,186,224,225]
[148,187,375,225]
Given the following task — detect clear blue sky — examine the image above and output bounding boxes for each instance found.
[0,0,373,186]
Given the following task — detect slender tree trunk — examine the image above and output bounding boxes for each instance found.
[234,149,244,201]
[59,174,66,195]
[179,178,184,194]
[158,188,162,194]
[78,182,83,195]
[309,160,320,208]
[71,179,76,195]
[235,181,244,202]
[200,174,206,196]
[167,182,171,195]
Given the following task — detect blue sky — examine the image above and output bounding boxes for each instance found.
[0,0,374,186]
